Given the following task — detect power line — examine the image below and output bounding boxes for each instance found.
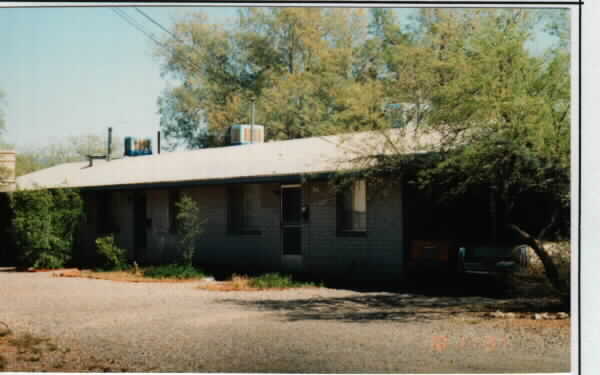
[112,7,273,124]
[135,8,182,43]
[112,8,164,47]
[111,8,205,76]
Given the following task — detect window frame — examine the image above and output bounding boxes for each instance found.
[336,180,368,237]
[227,184,262,236]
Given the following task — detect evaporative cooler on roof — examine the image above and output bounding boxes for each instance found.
[124,137,153,156]
[229,124,264,145]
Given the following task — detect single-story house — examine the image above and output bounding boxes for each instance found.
[9,128,481,280]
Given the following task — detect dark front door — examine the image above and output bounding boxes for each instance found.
[133,192,147,257]
[281,185,303,256]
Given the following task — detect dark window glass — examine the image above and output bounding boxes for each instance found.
[228,184,261,234]
[169,189,181,234]
[281,187,302,225]
[97,191,113,235]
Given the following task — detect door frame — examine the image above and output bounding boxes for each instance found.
[280,184,303,271]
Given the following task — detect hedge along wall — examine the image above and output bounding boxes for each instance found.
[9,188,84,269]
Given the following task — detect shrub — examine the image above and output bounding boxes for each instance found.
[175,194,205,266]
[95,235,127,270]
[10,188,83,269]
[143,264,206,279]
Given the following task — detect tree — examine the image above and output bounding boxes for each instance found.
[342,9,570,296]
[158,8,400,147]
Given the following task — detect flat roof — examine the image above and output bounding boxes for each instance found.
[16,128,439,191]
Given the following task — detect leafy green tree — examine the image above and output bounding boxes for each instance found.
[175,194,205,266]
[343,9,570,296]
[158,8,397,147]
[10,188,83,269]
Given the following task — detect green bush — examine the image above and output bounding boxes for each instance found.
[10,188,83,269]
[176,194,205,266]
[248,273,319,289]
[143,264,206,279]
[95,235,127,270]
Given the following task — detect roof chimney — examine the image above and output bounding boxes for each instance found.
[0,150,16,192]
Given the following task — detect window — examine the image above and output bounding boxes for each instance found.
[169,189,181,234]
[228,184,261,234]
[337,180,367,234]
[97,191,113,234]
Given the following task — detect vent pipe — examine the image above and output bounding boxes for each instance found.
[157,131,161,154]
[107,127,112,162]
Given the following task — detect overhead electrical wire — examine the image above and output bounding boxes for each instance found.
[112,8,164,48]
[112,7,270,128]
[111,7,205,76]
[134,7,183,43]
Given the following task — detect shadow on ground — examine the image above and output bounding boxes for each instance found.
[220,277,565,324]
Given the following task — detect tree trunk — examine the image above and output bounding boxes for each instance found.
[508,224,568,294]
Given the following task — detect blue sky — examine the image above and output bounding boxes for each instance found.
[0,6,562,152]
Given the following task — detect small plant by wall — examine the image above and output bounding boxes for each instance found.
[10,188,83,269]
[143,264,206,279]
[95,235,127,270]
[175,194,205,266]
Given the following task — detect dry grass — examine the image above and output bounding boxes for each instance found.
[197,273,321,292]
[198,275,260,291]
[53,269,200,283]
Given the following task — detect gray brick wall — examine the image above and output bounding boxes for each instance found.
[80,179,405,279]
[303,181,404,280]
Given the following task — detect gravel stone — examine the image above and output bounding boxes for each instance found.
[0,270,570,373]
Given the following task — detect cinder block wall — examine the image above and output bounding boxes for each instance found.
[303,181,404,281]
[79,179,404,280]
[179,183,282,272]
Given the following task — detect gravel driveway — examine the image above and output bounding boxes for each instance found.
[0,270,570,373]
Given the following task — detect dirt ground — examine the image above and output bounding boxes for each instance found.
[0,268,570,373]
